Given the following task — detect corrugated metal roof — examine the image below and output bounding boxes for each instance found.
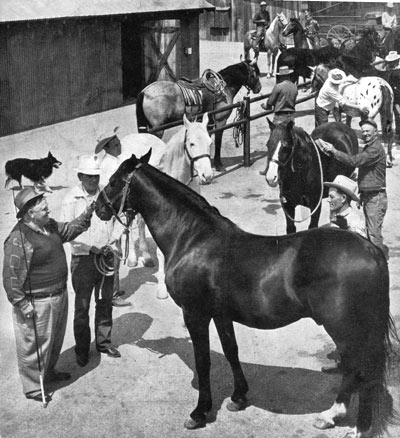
[0,0,215,23]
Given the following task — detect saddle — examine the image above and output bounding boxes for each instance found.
[177,69,227,116]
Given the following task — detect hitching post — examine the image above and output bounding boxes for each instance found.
[243,95,251,167]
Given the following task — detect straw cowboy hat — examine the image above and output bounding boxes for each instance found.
[324,175,360,203]
[385,51,400,62]
[387,2,394,8]
[359,118,378,130]
[276,66,294,76]
[74,155,101,175]
[260,1,267,6]
[95,127,120,154]
[328,68,346,85]
[14,186,44,218]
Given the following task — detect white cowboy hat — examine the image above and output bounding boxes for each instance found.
[324,175,360,203]
[385,51,400,62]
[387,2,394,8]
[95,126,120,154]
[276,66,294,75]
[328,68,346,85]
[260,1,267,5]
[74,155,101,175]
[14,186,44,218]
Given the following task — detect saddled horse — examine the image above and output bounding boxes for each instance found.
[265,120,358,234]
[282,17,311,49]
[244,12,288,78]
[312,64,394,166]
[121,114,213,291]
[96,151,396,438]
[136,60,261,171]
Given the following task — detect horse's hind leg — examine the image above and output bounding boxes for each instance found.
[213,129,224,171]
[182,310,212,429]
[213,316,249,411]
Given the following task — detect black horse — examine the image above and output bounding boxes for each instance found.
[264,120,358,234]
[277,46,340,83]
[282,17,310,49]
[96,151,396,438]
[136,60,261,171]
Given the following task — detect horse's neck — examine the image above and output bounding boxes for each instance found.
[161,129,190,183]
[265,17,280,44]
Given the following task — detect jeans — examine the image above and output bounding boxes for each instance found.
[361,190,388,258]
[71,254,114,357]
[315,104,330,127]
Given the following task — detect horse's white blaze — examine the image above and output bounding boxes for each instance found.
[266,140,281,187]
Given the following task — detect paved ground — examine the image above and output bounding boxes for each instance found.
[1,41,400,438]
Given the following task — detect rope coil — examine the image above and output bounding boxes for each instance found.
[233,100,246,148]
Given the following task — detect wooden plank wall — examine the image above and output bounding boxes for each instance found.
[0,18,122,136]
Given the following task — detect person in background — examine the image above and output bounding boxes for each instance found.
[323,175,366,237]
[252,1,270,56]
[61,156,123,367]
[315,68,369,127]
[3,187,95,402]
[303,10,320,49]
[260,65,298,175]
[382,3,397,36]
[95,128,132,308]
[316,119,389,260]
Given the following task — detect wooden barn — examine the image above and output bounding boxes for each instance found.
[0,0,214,136]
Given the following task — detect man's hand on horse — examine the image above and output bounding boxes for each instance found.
[360,106,370,116]
[315,138,335,155]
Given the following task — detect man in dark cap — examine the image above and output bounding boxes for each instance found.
[3,187,95,402]
[317,119,389,260]
[252,1,270,56]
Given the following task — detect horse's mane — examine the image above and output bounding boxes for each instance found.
[218,61,259,84]
[139,163,241,231]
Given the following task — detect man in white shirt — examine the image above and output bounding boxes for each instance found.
[382,3,397,32]
[95,129,131,307]
[61,156,122,366]
[315,68,369,127]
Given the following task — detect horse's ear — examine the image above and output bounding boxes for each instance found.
[286,120,295,134]
[266,117,275,131]
[140,148,152,164]
[183,113,191,129]
[202,112,209,128]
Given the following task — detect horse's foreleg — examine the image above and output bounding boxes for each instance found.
[266,51,272,78]
[213,316,249,411]
[183,311,212,429]
[155,247,168,299]
[136,214,155,267]
[283,203,296,234]
[213,130,224,171]
[381,119,394,167]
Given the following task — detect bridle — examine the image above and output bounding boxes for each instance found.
[243,62,260,93]
[182,129,211,185]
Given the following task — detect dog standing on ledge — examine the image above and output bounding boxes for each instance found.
[5,151,62,192]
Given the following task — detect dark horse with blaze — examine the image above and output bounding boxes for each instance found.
[96,151,397,438]
[136,60,262,171]
[265,120,359,234]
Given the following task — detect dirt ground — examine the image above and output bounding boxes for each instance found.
[1,41,400,438]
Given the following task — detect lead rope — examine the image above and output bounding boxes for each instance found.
[233,100,246,148]
[279,136,325,224]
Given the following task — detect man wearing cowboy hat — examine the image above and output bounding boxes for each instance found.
[95,128,132,307]
[384,50,400,70]
[3,187,95,402]
[259,65,298,175]
[315,68,369,127]
[382,3,397,32]
[316,119,389,260]
[61,156,124,366]
[252,1,270,56]
[323,175,366,237]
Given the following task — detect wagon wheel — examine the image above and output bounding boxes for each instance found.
[327,25,353,48]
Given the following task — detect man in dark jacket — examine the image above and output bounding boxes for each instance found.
[317,119,388,259]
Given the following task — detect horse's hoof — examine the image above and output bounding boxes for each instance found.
[313,417,335,430]
[127,258,138,268]
[142,257,155,267]
[157,290,169,300]
[386,162,393,168]
[226,400,247,412]
[184,418,206,429]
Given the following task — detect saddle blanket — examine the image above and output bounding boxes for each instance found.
[177,81,203,110]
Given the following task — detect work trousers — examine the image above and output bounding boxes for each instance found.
[315,104,330,127]
[361,190,388,258]
[71,254,114,357]
[12,288,68,397]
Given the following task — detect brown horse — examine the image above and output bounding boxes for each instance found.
[96,151,397,438]
[136,60,261,171]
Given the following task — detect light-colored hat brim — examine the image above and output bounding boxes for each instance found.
[324,182,360,203]
[74,168,101,175]
[95,136,116,154]
[276,70,294,75]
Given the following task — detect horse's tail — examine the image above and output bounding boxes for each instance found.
[136,91,150,133]
[380,81,394,139]
[359,252,399,436]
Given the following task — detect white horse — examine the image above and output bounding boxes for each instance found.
[244,12,288,78]
[121,113,214,299]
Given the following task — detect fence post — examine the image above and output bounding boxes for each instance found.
[243,95,251,167]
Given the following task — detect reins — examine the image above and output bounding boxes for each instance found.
[278,135,325,224]
[182,128,211,186]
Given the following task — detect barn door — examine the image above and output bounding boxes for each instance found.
[142,20,181,85]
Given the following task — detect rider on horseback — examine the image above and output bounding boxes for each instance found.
[252,1,270,56]
[381,3,397,42]
[303,10,320,49]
